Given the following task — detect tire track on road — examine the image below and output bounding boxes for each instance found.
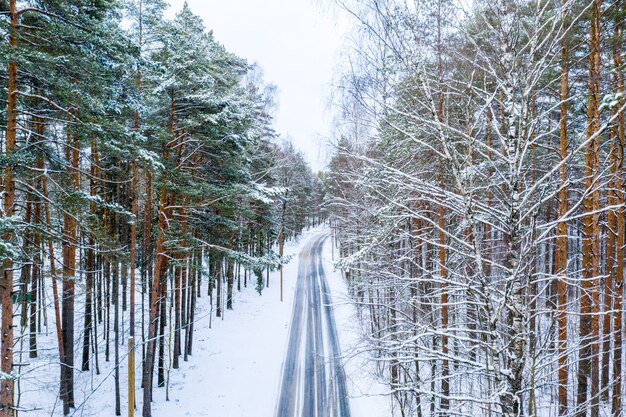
[276,234,351,417]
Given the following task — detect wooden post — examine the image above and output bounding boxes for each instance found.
[279,223,284,302]
[331,225,334,261]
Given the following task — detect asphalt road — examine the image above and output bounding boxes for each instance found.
[276,233,352,417]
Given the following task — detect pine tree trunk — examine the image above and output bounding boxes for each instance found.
[114,260,121,416]
[226,254,234,310]
[183,258,190,362]
[105,257,111,362]
[157,274,167,388]
[187,249,199,356]
[21,200,33,338]
[216,255,222,317]
[30,194,41,359]
[98,254,103,324]
[577,3,603,416]
[82,139,99,371]
[438,203,449,412]
[602,11,624,399]
[173,263,181,369]
[92,288,100,375]
[142,166,153,365]
[61,129,79,414]
[142,92,175,417]
[556,4,569,412]
[436,8,449,407]
[142,169,152,368]
[181,261,187,339]
[82,234,94,371]
[0,1,18,414]
[612,3,625,414]
[196,246,202,297]
[42,160,66,404]
[129,19,141,411]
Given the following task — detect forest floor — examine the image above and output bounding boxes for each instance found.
[19,225,390,417]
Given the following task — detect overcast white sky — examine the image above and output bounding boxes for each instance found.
[167,0,347,171]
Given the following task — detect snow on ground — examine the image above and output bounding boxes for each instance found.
[320,233,392,417]
[20,225,391,417]
[21,227,315,417]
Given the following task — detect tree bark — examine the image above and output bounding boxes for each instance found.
[142,92,175,417]
[82,139,99,371]
[29,192,41,359]
[612,3,625,415]
[556,3,569,412]
[577,2,602,416]
[0,1,18,414]
[61,128,79,414]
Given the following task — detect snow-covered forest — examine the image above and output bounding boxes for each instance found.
[325,0,626,416]
[0,1,325,416]
[4,0,626,416]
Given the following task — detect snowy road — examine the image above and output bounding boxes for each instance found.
[276,233,352,417]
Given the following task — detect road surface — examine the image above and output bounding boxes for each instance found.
[276,233,352,417]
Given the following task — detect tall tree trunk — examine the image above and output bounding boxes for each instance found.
[183,257,190,362]
[602,5,624,398]
[612,2,625,415]
[226,240,234,310]
[173,262,181,369]
[29,192,41,359]
[21,201,33,341]
[105,256,111,362]
[187,248,200,356]
[61,128,79,414]
[0,1,18,414]
[157,271,167,388]
[436,5,449,409]
[129,157,138,413]
[438,203,449,413]
[114,261,121,416]
[42,157,66,407]
[142,170,152,370]
[216,254,222,318]
[142,92,174,417]
[129,8,141,407]
[577,2,602,416]
[82,139,99,371]
[556,4,569,412]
